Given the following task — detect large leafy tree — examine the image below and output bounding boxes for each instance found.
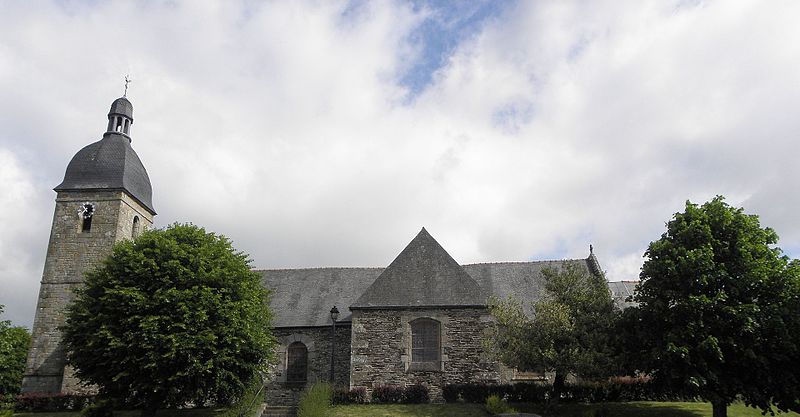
[488,262,617,399]
[623,196,800,417]
[0,305,31,396]
[62,224,275,417]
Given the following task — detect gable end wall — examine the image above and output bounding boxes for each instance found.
[350,307,503,402]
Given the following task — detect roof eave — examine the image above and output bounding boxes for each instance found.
[349,304,487,311]
[52,186,157,215]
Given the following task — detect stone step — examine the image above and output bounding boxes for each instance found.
[262,405,297,417]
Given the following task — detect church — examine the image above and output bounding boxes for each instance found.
[21,95,634,403]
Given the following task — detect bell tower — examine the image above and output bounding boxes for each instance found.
[22,95,156,393]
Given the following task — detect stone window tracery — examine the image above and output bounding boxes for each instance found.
[411,318,440,363]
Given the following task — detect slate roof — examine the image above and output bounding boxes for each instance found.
[55,134,155,214]
[608,280,639,309]
[350,228,486,309]
[260,259,597,327]
[462,260,594,317]
[260,267,383,327]
[259,229,603,327]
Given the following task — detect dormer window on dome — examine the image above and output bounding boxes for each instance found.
[106,97,134,137]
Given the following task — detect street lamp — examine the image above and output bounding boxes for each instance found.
[329,306,339,384]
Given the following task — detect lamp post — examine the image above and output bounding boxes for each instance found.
[329,306,339,384]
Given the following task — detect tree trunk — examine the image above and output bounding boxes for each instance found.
[552,372,566,404]
[712,400,727,417]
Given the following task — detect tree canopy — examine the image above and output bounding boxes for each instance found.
[622,196,800,417]
[62,224,275,416]
[0,305,31,396]
[488,262,617,398]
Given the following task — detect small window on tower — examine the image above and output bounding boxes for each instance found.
[80,203,95,233]
[132,216,140,238]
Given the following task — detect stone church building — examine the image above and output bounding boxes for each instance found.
[22,96,632,403]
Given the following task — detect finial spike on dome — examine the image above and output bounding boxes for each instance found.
[123,75,131,97]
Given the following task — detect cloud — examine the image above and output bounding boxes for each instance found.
[1,0,799,327]
[0,150,50,326]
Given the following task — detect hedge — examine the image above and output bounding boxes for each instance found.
[14,393,94,412]
[332,387,367,404]
[443,380,699,404]
[370,384,430,404]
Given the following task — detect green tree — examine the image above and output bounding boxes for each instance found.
[622,196,800,417]
[0,305,31,396]
[488,262,617,399]
[62,224,275,417]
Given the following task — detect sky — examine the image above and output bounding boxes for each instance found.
[1,0,799,328]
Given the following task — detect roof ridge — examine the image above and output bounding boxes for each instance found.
[255,259,591,272]
[463,258,588,266]
[255,266,384,272]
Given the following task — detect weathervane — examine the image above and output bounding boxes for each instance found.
[123,75,131,97]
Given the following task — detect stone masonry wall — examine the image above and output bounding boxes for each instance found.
[22,190,153,393]
[265,325,351,406]
[350,308,502,403]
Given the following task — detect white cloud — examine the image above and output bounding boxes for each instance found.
[0,150,50,326]
[1,0,799,327]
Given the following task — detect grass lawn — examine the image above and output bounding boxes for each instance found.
[330,402,800,417]
[330,403,490,417]
[516,402,800,417]
[8,403,800,417]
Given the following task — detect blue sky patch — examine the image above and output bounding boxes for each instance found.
[399,0,514,97]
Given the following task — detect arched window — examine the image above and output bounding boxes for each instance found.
[80,203,95,233]
[132,216,140,238]
[411,318,440,363]
[286,342,308,383]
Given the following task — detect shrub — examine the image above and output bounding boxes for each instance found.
[14,393,94,412]
[61,224,275,410]
[297,383,332,417]
[370,385,404,404]
[486,394,516,415]
[509,382,549,403]
[1,393,15,410]
[442,380,698,405]
[460,383,490,403]
[442,384,460,403]
[402,384,429,404]
[81,399,114,417]
[332,386,367,404]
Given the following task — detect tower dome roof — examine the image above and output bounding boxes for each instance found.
[108,96,133,120]
[55,134,155,214]
[54,96,155,214]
